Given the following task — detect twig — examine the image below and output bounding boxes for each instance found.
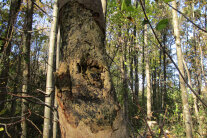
[36,89,47,95]
[0,110,31,137]
[139,0,207,108]
[0,115,22,120]
[0,123,11,138]
[27,119,43,135]
[16,27,50,33]
[6,93,56,111]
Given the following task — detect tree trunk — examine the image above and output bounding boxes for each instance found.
[56,0,128,137]
[172,1,193,137]
[0,0,22,111]
[122,34,129,123]
[142,42,145,106]
[53,26,61,138]
[144,22,151,121]
[146,52,151,121]
[159,48,162,110]
[43,0,59,137]
[21,0,33,137]
[152,59,157,111]
[134,25,139,105]
[163,34,167,109]
[130,47,134,94]
[183,59,203,137]
[11,55,21,116]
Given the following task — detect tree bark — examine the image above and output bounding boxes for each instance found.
[142,42,145,106]
[172,1,193,137]
[146,52,151,121]
[43,0,59,137]
[133,25,139,105]
[56,0,128,137]
[21,0,33,137]
[144,22,151,121]
[122,33,129,124]
[163,34,167,109]
[183,59,203,137]
[53,26,61,138]
[130,47,134,95]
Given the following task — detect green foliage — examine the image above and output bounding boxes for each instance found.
[121,0,135,12]
[121,0,131,11]
[163,0,174,3]
[156,18,169,31]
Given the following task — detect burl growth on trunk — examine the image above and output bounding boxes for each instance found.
[55,1,128,138]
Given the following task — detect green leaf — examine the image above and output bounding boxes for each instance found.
[156,19,169,31]
[127,6,135,12]
[121,0,131,11]
[163,0,174,3]
[121,0,127,11]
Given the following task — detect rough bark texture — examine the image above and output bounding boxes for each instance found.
[59,0,105,32]
[21,0,33,137]
[56,1,128,137]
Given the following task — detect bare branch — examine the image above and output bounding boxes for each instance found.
[0,123,11,138]
[16,27,50,33]
[27,119,43,135]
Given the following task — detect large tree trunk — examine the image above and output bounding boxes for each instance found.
[172,1,193,137]
[56,0,128,137]
[144,18,151,120]
[21,0,33,137]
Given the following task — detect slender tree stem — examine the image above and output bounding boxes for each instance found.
[139,0,207,108]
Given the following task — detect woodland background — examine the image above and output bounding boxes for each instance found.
[0,0,207,137]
